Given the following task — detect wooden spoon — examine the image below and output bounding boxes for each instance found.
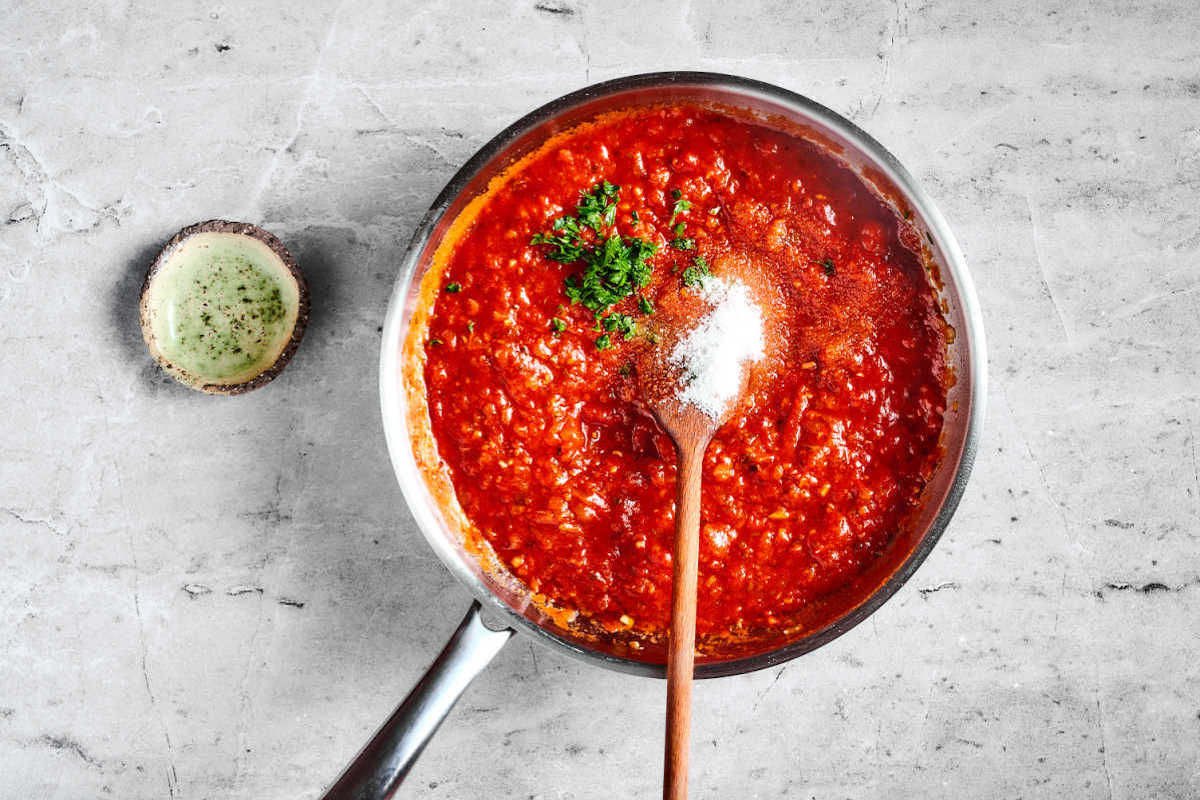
[639,256,768,799]
[648,398,727,800]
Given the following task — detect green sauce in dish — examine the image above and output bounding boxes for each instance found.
[146,232,300,385]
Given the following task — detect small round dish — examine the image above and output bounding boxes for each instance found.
[139,220,309,395]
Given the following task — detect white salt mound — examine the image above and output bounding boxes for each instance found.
[670,274,765,419]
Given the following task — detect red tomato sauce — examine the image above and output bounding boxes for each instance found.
[421,106,950,654]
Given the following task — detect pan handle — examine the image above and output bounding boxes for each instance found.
[320,601,514,800]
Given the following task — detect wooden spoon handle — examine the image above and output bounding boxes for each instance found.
[664,442,706,800]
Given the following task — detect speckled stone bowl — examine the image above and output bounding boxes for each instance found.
[138,220,309,395]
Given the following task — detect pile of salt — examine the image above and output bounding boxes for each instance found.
[669,274,765,419]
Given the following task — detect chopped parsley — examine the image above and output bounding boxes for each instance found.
[669,237,695,251]
[819,258,836,276]
[618,362,633,377]
[673,222,686,236]
[602,312,638,341]
[631,210,640,224]
[531,181,674,348]
[466,320,475,335]
[443,282,462,293]
[530,216,586,263]
[531,182,659,316]
[576,180,620,233]
[669,190,692,224]
[530,182,620,262]
[563,234,657,313]
[429,337,443,346]
[681,256,711,288]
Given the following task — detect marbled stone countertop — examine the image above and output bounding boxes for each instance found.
[3,1,1198,797]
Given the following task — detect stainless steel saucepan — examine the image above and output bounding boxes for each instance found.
[321,72,987,799]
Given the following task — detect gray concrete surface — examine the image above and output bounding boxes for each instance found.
[2,1,1198,797]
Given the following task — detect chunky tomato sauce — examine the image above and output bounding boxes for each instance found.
[419,106,949,656]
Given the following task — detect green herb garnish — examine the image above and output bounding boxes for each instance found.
[466,321,475,335]
[576,180,620,233]
[618,362,633,377]
[444,282,462,293]
[532,183,659,315]
[681,256,711,288]
[561,234,657,312]
[631,210,640,224]
[530,183,620,262]
[531,182,667,340]
[819,258,836,276]
[673,222,686,236]
[602,312,638,340]
[530,216,586,263]
[669,191,692,224]
[670,237,695,251]
[638,295,654,315]
[429,338,443,346]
